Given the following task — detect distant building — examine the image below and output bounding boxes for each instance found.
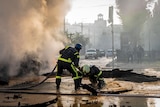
[65,14,122,52]
[94,13,107,28]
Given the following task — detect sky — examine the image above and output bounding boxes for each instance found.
[65,0,121,24]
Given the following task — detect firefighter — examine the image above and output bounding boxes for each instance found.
[56,43,82,90]
[81,64,106,89]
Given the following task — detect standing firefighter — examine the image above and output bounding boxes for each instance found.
[56,44,82,90]
[81,64,106,89]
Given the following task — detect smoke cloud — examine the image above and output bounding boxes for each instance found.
[0,0,70,76]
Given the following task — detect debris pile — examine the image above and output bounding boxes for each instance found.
[102,68,160,82]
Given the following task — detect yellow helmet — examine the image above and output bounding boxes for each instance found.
[82,65,90,74]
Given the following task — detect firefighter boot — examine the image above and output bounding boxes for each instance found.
[56,79,61,90]
[74,79,80,91]
[79,78,82,86]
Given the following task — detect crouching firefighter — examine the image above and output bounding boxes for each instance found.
[81,64,106,89]
[56,43,82,91]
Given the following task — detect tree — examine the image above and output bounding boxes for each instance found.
[66,32,89,54]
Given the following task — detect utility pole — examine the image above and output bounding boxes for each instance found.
[81,22,83,35]
[109,6,114,69]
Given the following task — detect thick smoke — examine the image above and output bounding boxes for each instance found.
[116,0,149,46]
[0,0,70,76]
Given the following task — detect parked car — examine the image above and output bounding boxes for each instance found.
[98,49,106,57]
[85,48,98,59]
[106,49,116,58]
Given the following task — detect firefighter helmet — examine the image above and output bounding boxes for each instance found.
[75,43,82,50]
[82,64,90,74]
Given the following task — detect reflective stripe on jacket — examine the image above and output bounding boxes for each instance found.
[58,46,80,67]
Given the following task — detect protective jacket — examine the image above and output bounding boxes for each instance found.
[58,46,80,67]
[56,46,81,90]
[88,65,105,89]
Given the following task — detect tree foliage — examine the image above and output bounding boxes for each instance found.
[72,32,89,46]
[66,32,89,48]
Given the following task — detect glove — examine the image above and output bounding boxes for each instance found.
[77,66,82,71]
[98,80,106,89]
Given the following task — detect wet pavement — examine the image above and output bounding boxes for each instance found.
[1,57,160,107]
[1,77,160,107]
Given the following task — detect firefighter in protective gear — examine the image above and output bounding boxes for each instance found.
[56,44,82,90]
[82,64,106,89]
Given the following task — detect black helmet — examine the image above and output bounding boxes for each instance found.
[75,43,82,50]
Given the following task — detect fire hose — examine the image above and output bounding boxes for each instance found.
[1,67,160,98]
[0,64,99,94]
[0,89,160,98]
[0,64,57,90]
[0,63,101,94]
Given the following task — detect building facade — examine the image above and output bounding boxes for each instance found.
[65,14,122,53]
